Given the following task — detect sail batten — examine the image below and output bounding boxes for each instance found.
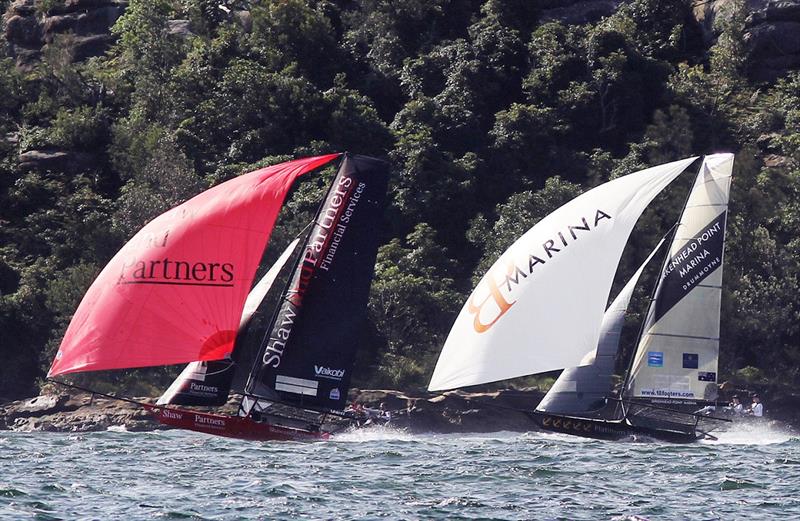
[428,157,698,392]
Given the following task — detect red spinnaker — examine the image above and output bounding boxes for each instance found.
[49,154,340,377]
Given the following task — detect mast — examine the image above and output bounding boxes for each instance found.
[241,153,348,406]
[618,224,682,395]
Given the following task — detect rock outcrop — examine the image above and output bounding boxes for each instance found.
[0,388,547,434]
[4,0,126,69]
[538,0,623,25]
[0,393,161,432]
[350,388,545,433]
[2,387,797,435]
[694,0,800,81]
[17,148,97,173]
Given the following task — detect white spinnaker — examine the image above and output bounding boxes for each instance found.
[627,153,733,401]
[157,238,300,406]
[428,157,698,392]
[535,236,667,414]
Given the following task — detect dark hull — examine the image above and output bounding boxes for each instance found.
[146,405,330,442]
[531,411,700,443]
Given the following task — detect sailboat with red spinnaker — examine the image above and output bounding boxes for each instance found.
[48,153,389,441]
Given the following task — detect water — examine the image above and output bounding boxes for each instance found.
[1,424,798,520]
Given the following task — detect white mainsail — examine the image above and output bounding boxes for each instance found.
[428,157,698,392]
[626,153,733,402]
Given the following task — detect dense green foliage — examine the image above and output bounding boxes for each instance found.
[0,0,797,400]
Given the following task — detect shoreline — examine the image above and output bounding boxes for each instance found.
[0,388,545,434]
[1,388,797,435]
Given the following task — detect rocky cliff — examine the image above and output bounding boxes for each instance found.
[4,0,126,68]
[695,0,800,80]
[5,0,798,79]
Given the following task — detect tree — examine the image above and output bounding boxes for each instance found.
[366,224,462,388]
[467,176,584,281]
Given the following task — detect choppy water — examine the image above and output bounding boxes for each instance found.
[1,423,798,520]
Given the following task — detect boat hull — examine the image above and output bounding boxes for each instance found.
[530,411,700,443]
[145,405,330,442]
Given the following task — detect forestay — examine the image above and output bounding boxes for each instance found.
[428,157,697,391]
[626,153,733,402]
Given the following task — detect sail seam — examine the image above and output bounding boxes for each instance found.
[646,332,720,341]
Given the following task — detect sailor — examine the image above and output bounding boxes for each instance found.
[379,402,391,422]
[748,394,764,417]
[728,395,743,415]
[362,404,383,425]
[344,402,366,426]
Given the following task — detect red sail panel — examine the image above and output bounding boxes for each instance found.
[49,154,340,377]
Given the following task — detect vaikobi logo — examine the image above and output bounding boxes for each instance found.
[315,366,345,380]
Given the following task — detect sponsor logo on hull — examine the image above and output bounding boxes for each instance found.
[194,414,226,429]
[539,415,599,434]
[161,409,183,420]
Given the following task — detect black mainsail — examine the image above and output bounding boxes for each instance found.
[245,154,389,411]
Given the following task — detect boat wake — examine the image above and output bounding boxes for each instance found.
[700,421,796,445]
[333,424,414,442]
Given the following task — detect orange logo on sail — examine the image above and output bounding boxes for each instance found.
[467,262,517,333]
[466,209,614,334]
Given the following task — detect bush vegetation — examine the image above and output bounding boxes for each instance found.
[0,0,797,400]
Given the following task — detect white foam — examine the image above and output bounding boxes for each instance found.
[700,421,796,445]
[332,424,415,442]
